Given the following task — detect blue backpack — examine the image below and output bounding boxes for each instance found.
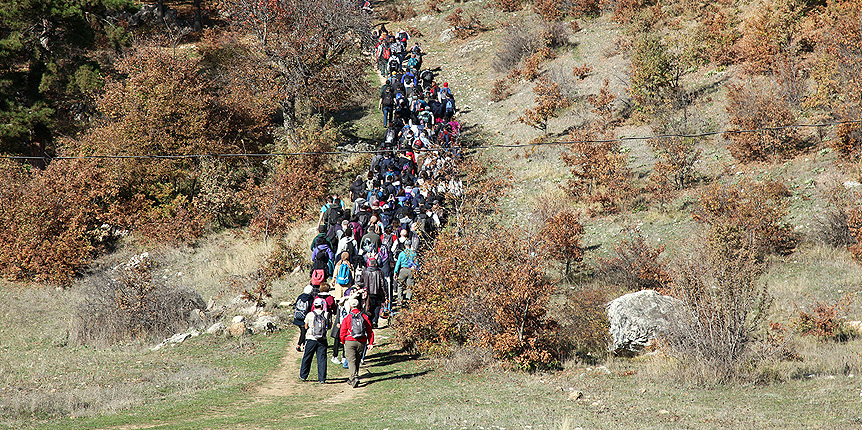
[336,262,351,285]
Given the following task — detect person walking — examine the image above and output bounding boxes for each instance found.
[299,297,330,383]
[339,297,374,388]
[357,258,388,328]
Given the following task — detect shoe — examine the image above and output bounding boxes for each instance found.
[331,357,341,364]
[318,380,326,384]
[352,379,360,388]
[299,378,307,382]
[295,346,302,352]
[343,358,349,369]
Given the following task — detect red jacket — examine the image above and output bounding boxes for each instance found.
[340,309,374,345]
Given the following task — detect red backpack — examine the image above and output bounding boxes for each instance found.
[310,268,325,286]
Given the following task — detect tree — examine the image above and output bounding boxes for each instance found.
[537,210,584,279]
[223,0,374,128]
[0,0,134,161]
[518,76,570,135]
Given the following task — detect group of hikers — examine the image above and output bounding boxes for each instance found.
[293,24,465,387]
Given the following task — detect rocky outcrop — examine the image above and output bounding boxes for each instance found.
[607,290,683,356]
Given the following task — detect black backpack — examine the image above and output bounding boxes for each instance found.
[350,312,366,338]
[311,311,328,338]
[381,86,394,106]
[328,204,344,226]
[294,295,310,321]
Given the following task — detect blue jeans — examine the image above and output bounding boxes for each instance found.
[299,338,328,383]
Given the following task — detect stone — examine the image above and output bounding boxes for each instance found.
[568,391,584,402]
[228,321,249,337]
[439,28,454,43]
[231,315,246,324]
[845,320,862,335]
[278,301,292,309]
[844,181,862,189]
[206,322,225,335]
[607,289,683,356]
[251,315,280,334]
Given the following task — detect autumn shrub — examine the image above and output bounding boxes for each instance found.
[377,3,417,21]
[691,4,739,65]
[723,79,801,162]
[561,80,634,214]
[519,76,571,135]
[794,294,856,342]
[495,0,524,12]
[734,0,802,74]
[71,254,206,346]
[491,24,540,73]
[557,287,611,361]
[194,157,258,229]
[845,207,862,263]
[572,65,592,80]
[597,229,670,292]
[664,237,773,384]
[446,7,484,39]
[536,210,585,278]
[394,226,567,370]
[248,117,338,237]
[648,113,703,198]
[811,177,855,248]
[489,77,513,102]
[693,178,798,259]
[247,239,306,306]
[533,0,563,22]
[612,0,654,24]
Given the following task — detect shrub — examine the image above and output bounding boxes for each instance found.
[377,3,417,21]
[558,287,610,361]
[495,0,524,12]
[394,226,566,370]
[446,7,484,39]
[664,237,772,384]
[249,239,305,306]
[194,157,257,229]
[519,76,571,135]
[491,24,541,73]
[72,254,206,346]
[572,65,592,79]
[693,178,798,259]
[692,4,739,65]
[723,79,801,162]
[812,177,856,248]
[629,32,680,114]
[734,0,802,74]
[537,210,585,278]
[794,294,856,342]
[597,229,670,292]
[489,77,513,102]
[0,159,118,284]
[533,0,563,22]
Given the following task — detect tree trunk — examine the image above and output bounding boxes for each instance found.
[193,0,202,31]
[156,0,165,17]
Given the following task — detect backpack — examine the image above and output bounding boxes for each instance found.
[361,237,376,256]
[350,312,366,339]
[336,262,351,285]
[294,295,310,321]
[377,243,390,263]
[381,86,394,106]
[382,46,391,60]
[328,205,344,226]
[311,311,328,338]
[445,99,455,115]
[311,268,326,286]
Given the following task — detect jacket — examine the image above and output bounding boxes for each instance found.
[394,248,417,273]
[358,265,387,299]
[340,308,374,345]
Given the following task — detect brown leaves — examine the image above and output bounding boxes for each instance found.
[518,76,570,135]
[723,80,800,162]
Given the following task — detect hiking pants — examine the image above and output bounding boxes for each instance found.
[367,295,385,326]
[396,267,414,306]
[296,324,307,347]
[299,338,328,383]
[382,105,393,127]
[344,340,366,385]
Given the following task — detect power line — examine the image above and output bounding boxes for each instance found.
[1,119,858,161]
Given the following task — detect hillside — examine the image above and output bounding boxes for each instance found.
[2,0,862,428]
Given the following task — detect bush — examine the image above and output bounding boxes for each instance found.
[664,238,772,384]
[394,226,566,370]
[537,210,585,278]
[597,229,670,292]
[519,76,571,135]
[812,177,856,248]
[495,0,524,12]
[250,239,306,306]
[629,32,680,114]
[72,254,206,346]
[489,77,513,102]
[377,3,417,21]
[723,79,801,162]
[492,25,541,73]
[558,287,610,361]
[693,178,798,259]
[734,0,802,74]
[446,7,484,39]
[794,294,856,342]
[692,4,740,65]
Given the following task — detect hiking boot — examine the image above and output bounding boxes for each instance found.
[351,379,360,388]
[331,357,341,364]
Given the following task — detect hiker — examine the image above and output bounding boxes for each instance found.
[310,250,332,287]
[299,297,330,383]
[380,83,395,127]
[334,251,353,294]
[357,258,388,328]
[340,297,375,388]
[393,246,418,308]
[293,285,315,352]
[310,225,334,264]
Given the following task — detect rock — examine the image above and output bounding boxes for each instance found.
[228,321,249,337]
[251,315,281,334]
[439,28,454,43]
[206,322,225,335]
[150,329,199,351]
[607,289,683,356]
[844,181,862,189]
[845,320,862,335]
[231,315,246,324]
[278,301,292,309]
[568,391,584,402]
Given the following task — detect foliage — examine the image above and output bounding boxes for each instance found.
[495,0,525,12]
[723,79,801,162]
[561,80,633,214]
[445,7,485,39]
[447,158,512,229]
[648,112,703,199]
[693,178,797,259]
[71,254,206,346]
[734,0,803,74]
[536,210,585,278]
[0,0,134,158]
[845,206,862,263]
[248,117,339,237]
[794,294,856,342]
[491,22,568,74]
[223,0,373,127]
[691,4,740,65]
[0,159,118,284]
[489,77,514,102]
[629,32,680,114]
[572,65,592,80]
[247,239,305,306]
[518,76,571,135]
[377,2,417,21]
[665,237,773,384]
[558,287,611,360]
[597,229,670,292]
[394,226,566,370]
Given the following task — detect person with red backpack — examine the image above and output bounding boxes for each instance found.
[340,297,374,388]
